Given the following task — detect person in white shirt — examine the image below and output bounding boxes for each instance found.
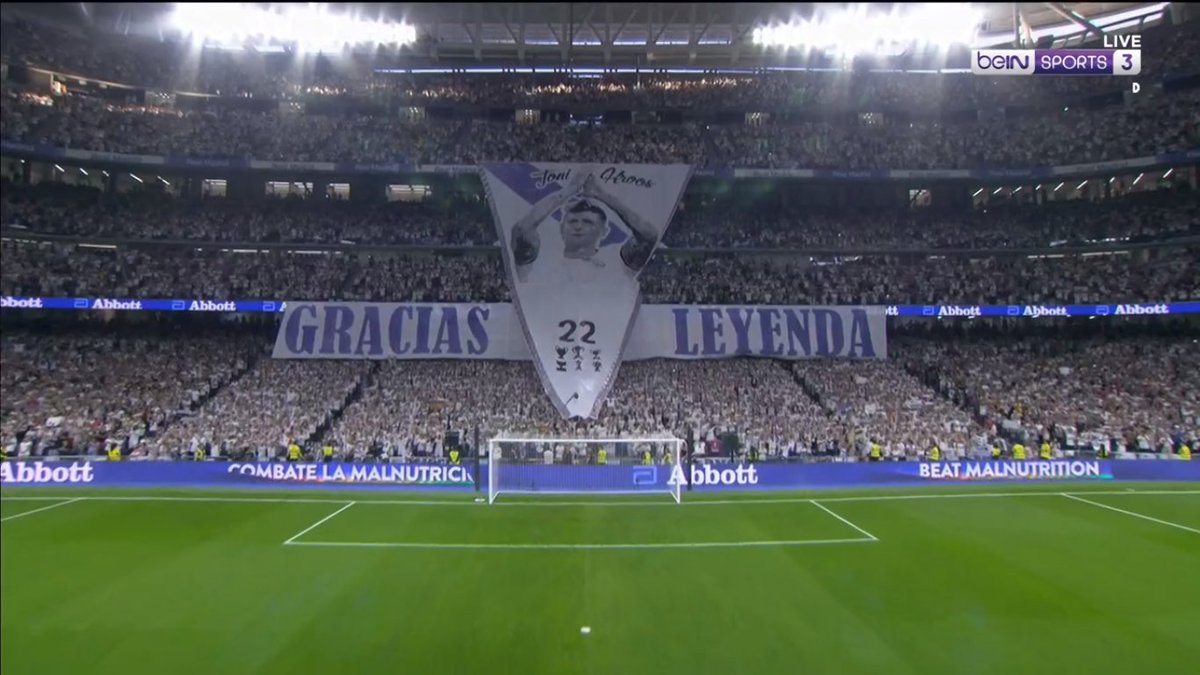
[543,447,554,465]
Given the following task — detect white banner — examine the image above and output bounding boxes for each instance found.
[480,163,693,419]
[273,303,887,361]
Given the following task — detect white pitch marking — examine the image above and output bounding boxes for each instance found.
[580,626,591,635]
[810,500,879,541]
[1,489,1196,508]
[0,497,85,522]
[1060,493,1200,535]
[282,537,877,551]
[282,502,356,545]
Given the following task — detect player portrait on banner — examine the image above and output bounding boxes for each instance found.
[481,162,693,419]
[510,173,659,284]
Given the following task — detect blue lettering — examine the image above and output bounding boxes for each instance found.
[355,306,383,356]
[813,309,845,357]
[388,306,414,355]
[672,308,697,356]
[466,306,490,355]
[725,308,754,356]
[699,308,725,356]
[319,306,355,355]
[431,308,462,355]
[757,308,784,356]
[284,304,319,354]
[847,309,876,358]
[413,307,433,354]
[783,309,811,357]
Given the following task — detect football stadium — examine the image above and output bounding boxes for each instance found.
[1,2,1198,674]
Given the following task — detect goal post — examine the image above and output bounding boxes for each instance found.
[487,437,684,504]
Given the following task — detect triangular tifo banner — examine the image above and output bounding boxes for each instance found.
[481,163,693,418]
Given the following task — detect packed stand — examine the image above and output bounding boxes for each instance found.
[146,360,370,460]
[326,359,844,461]
[0,88,463,164]
[1,329,258,458]
[0,242,511,303]
[791,360,980,459]
[1,184,495,246]
[638,248,1200,306]
[4,240,1198,306]
[668,190,1199,250]
[901,336,1200,455]
[326,361,562,460]
[3,182,1195,251]
[4,84,1198,168]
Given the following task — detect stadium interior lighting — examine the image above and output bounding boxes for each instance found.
[991,187,1003,195]
[1162,169,1174,178]
[752,3,980,54]
[1076,180,1089,190]
[971,188,984,197]
[168,3,415,52]
[1133,173,1144,185]
[129,173,144,183]
[1054,182,1065,192]
[1012,186,1022,194]
[53,164,65,173]
[78,168,89,176]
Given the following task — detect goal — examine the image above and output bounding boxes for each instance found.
[487,437,684,504]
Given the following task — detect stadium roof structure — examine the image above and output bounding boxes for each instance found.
[6,2,1179,68]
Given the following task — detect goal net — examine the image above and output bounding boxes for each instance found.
[487,437,684,504]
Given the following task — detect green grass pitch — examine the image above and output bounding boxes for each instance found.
[3,482,1198,675]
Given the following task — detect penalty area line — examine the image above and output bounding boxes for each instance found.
[282,537,877,551]
[0,497,85,522]
[1060,493,1200,535]
[810,500,879,541]
[282,501,356,545]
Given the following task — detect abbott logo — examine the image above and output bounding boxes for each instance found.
[971,49,1035,76]
[0,461,96,484]
[668,464,760,487]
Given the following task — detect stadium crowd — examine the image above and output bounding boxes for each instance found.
[3,241,1197,306]
[3,325,1195,463]
[3,183,1196,251]
[901,335,1200,455]
[5,85,1197,168]
[1,328,260,458]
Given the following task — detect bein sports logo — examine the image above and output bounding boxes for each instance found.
[666,464,760,487]
[971,49,1035,76]
[0,461,96,484]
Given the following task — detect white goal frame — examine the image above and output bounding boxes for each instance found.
[487,437,684,504]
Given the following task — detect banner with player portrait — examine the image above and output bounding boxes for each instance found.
[480,163,693,419]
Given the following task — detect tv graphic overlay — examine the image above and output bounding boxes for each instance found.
[480,163,693,419]
[972,35,1142,76]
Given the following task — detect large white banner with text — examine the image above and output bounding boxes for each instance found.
[479,163,693,418]
[273,303,887,362]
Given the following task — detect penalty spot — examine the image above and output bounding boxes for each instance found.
[580,626,591,635]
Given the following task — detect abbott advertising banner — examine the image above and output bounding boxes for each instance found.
[480,163,693,419]
[272,303,887,361]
